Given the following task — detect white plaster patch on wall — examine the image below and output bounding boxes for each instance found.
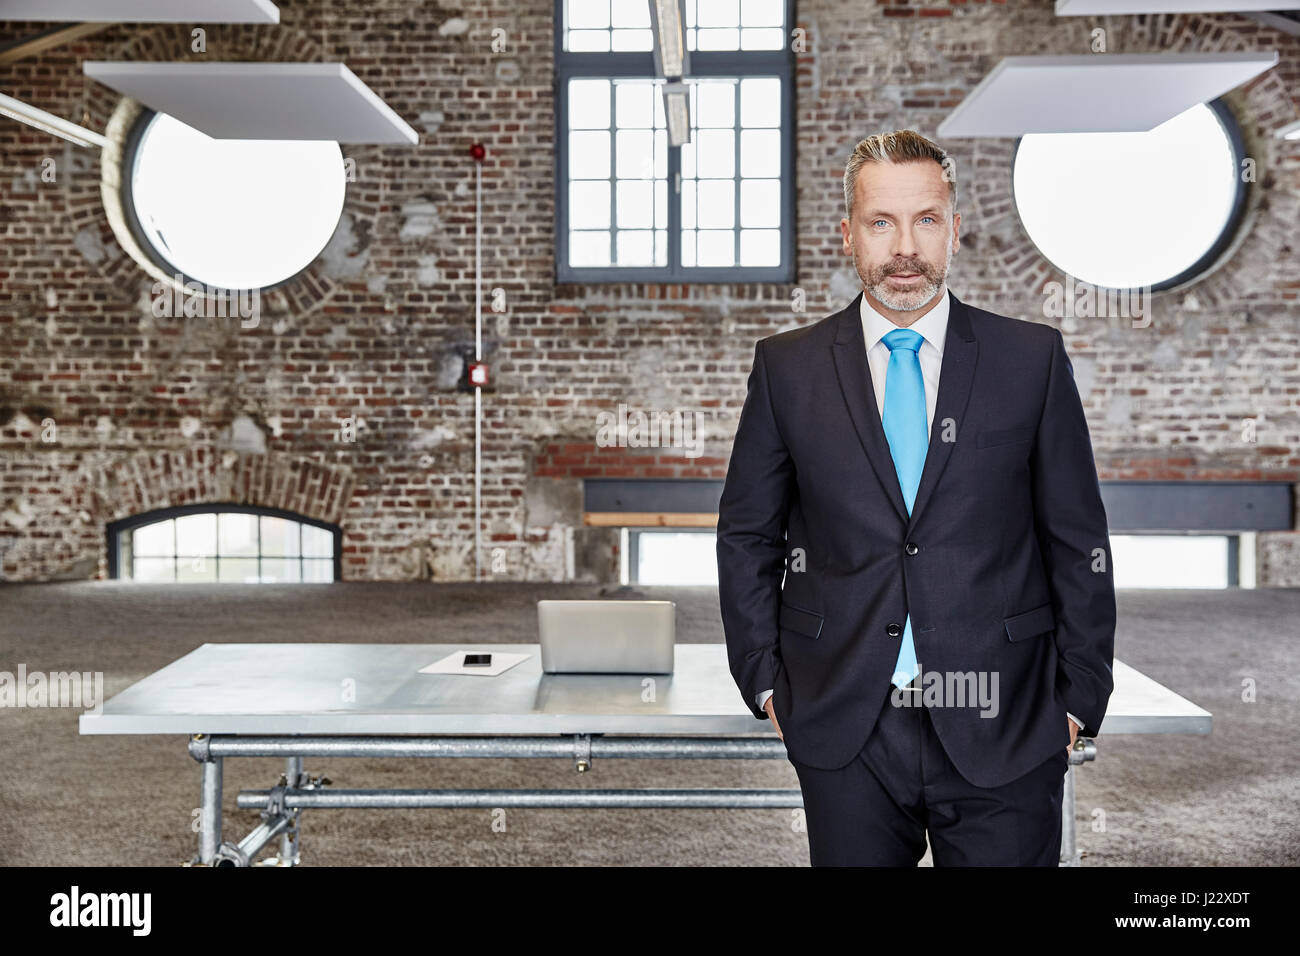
[318,212,368,280]
[1151,340,1180,371]
[74,226,106,264]
[417,256,440,286]
[1211,346,1241,376]
[400,199,440,241]
[221,414,267,454]
[1105,392,1133,426]
[1,497,37,530]
[411,424,459,449]
[435,349,464,388]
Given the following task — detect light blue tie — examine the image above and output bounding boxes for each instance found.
[881,328,927,689]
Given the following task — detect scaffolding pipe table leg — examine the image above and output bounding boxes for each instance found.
[186,732,1096,867]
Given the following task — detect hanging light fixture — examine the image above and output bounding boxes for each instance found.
[649,0,688,78]
[649,0,691,147]
[661,81,690,148]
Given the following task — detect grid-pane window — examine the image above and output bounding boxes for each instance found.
[557,0,794,282]
[680,76,782,268]
[564,0,654,51]
[567,78,669,268]
[685,0,786,51]
[114,509,337,583]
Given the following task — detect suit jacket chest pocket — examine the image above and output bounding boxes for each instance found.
[976,424,1035,449]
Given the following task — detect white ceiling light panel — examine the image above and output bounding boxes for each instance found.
[1057,1,1300,14]
[83,61,419,144]
[938,52,1278,137]
[0,0,279,23]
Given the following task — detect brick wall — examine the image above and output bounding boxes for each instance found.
[2,1,1298,584]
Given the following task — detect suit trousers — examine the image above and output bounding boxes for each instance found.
[787,679,1068,866]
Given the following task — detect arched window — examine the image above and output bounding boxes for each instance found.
[108,505,340,582]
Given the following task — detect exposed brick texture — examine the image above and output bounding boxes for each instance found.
[2,1,1299,583]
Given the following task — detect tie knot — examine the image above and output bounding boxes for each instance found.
[883,327,924,354]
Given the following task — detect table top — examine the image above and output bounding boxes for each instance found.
[78,643,1212,737]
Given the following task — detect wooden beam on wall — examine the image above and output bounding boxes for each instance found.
[584,512,718,528]
[0,23,109,66]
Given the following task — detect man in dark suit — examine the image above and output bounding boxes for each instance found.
[716,129,1116,866]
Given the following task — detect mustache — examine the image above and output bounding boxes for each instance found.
[882,261,929,275]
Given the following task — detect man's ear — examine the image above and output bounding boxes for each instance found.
[840,216,852,256]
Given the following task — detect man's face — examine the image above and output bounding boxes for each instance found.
[840,160,959,313]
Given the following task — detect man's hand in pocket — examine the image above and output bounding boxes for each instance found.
[765,695,783,741]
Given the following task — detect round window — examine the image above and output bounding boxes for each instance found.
[1011,100,1247,292]
[125,111,347,291]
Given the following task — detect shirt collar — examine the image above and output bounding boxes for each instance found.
[860,286,950,355]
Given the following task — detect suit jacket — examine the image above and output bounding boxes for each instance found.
[716,289,1116,788]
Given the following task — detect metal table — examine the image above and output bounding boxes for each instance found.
[78,643,1211,866]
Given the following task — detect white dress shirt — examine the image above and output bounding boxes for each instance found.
[756,289,1081,732]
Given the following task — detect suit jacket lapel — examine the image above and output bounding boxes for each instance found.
[831,289,980,530]
[832,291,909,524]
[907,290,977,531]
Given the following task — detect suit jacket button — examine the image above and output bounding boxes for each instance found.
[905,542,919,555]
[886,623,902,637]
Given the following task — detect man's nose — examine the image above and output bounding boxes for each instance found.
[892,227,919,259]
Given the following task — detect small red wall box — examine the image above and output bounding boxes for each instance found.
[468,361,489,386]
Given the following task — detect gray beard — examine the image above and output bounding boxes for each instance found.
[859,241,953,312]
[869,276,944,312]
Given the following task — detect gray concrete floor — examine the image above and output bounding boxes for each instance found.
[0,581,1295,866]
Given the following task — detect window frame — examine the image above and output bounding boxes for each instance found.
[626,525,718,585]
[554,0,797,284]
[1009,96,1250,294]
[1108,532,1241,589]
[121,107,347,295]
[106,503,343,582]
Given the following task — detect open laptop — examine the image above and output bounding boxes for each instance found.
[537,600,675,674]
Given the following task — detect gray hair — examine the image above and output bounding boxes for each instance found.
[843,129,957,220]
